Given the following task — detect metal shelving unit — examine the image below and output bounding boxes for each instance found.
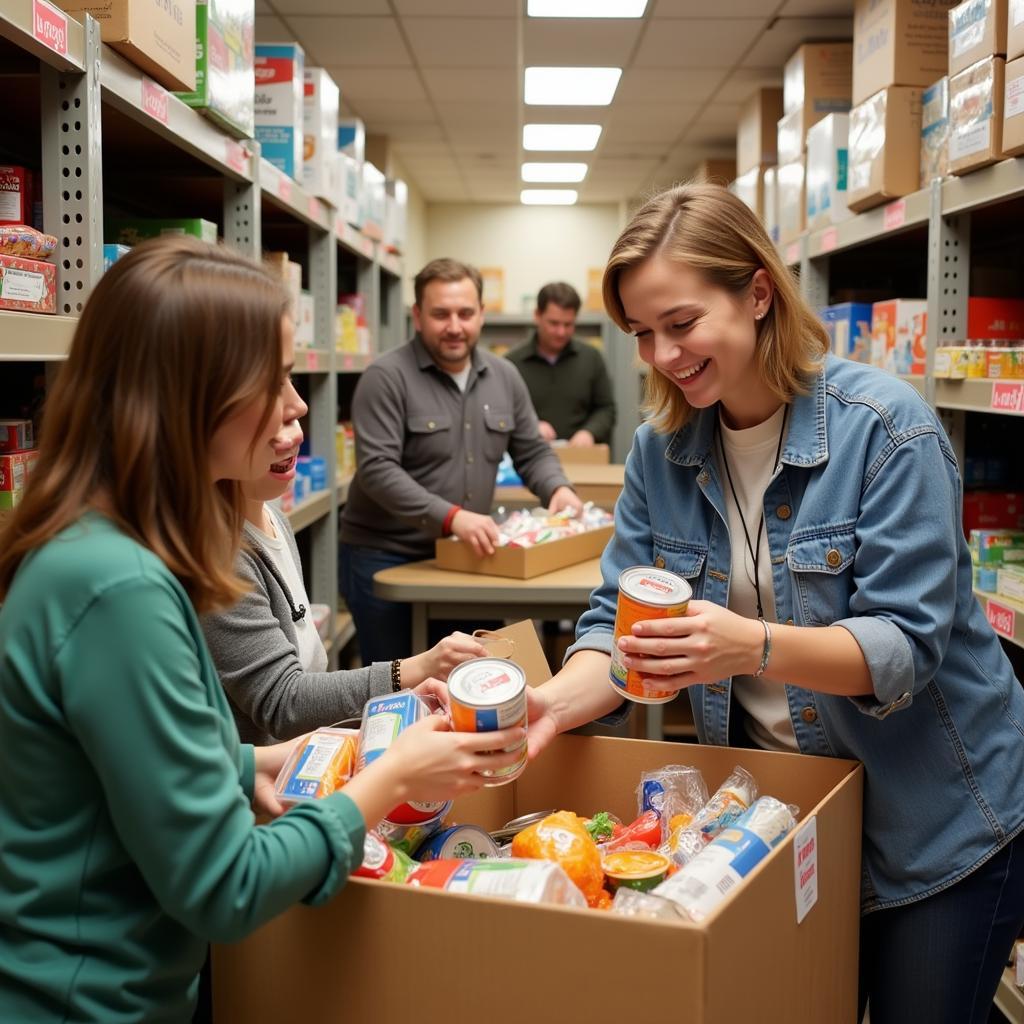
[996,966,1024,1024]
[806,189,930,259]
[0,312,77,358]
[974,591,1024,652]
[285,490,332,533]
[292,349,331,374]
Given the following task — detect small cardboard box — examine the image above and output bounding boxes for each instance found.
[384,178,408,254]
[731,164,766,219]
[55,0,196,91]
[1003,55,1024,155]
[0,254,56,314]
[360,161,386,242]
[806,113,851,230]
[820,302,874,362]
[692,158,736,184]
[847,87,923,212]
[737,87,784,174]
[1011,0,1024,59]
[777,158,807,244]
[302,68,339,200]
[782,42,854,155]
[853,0,959,105]
[871,298,928,373]
[552,443,610,465]
[763,165,780,243]
[967,295,1024,338]
[435,524,613,579]
[336,152,362,230]
[337,117,366,164]
[949,56,1006,173]
[921,76,951,185]
[255,43,304,180]
[106,218,218,245]
[0,450,39,510]
[213,735,864,1024]
[949,0,1008,78]
[776,107,805,166]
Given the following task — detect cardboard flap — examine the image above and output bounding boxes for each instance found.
[473,619,552,686]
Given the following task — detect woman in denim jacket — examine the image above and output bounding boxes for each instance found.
[528,185,1024,1023]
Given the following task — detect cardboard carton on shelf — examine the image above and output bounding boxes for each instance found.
[730,164,767,220]
[776,158,807,245]
[921,77,951,186]
[871,298,927,374]
[949,56,1006,174]
[213,734,863,1024]
[0,255,56,314]
[302,68,339,200]
[692,158,736,185]
[782,42,854,158]
[948,0,1008,79]
[776,107,805,166]
[820,302,873,362]
[806,113,851,230]
[254,42,305,181]
[1011,0,1024,60]
[736,87,784,173]
[1003,55,1024,156]
[763,165,780,243]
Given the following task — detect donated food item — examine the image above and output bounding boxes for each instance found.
[0,450,38,510]
[273,728,357,806]
[487,503,614,549]
[448,657,528,786]
[406,858,587,908]
[604,810,663,852]
[638,764,709,839]
[664,766,759,867]
[489,810,556,845]
[602,850,672,893]
[609,566,692,703]
[583,811,622,843]
[0,253,56,313]
[0,167,31,226]
[376,808,450,856]
[610,886,689,921]
[0,225,56,260]
[0,419,33,453]
[511,810,605,907]
[654,797,798,922]
[353,832,418,883]
[415,824,500,862]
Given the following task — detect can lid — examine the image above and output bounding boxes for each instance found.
[448,657,526,706]
[488,809,555,842]
[619,565,692,606]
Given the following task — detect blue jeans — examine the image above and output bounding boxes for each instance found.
[859,829,1024,1023]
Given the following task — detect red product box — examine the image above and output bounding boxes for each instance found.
[0,253,56,313]
[0,166,32,227]
[0,419,33,453]
[963,491,1024,537]
[0,449,39,510]
[967,298,1024,341]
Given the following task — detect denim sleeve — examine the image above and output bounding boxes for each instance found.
[837,429,960,718]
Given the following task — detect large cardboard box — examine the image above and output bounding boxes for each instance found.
[853,0,959,105]
[302,68,339,200]
[776,107,805,166]
[782,43,853,156]
[737,87,784,173]
[1004,56,1024,155]
[212,735,864,1024]
[847,87,923,212]
[921,76,951,185]
[949,0,1008,78]
[777,158,807,244]
[764,165,780,243]
[1011,0,1024,59]
[731,164,767,219]
[692,158,737,184]
[254,42,304,180]
[55,0,196,91]
[552,443,610,465]
[806,113,851,230]
[435,525,613,579]
[949,56,1006,173]
[384,178,408,254]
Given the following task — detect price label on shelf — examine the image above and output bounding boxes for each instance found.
[342,354,354,370]
[224,139,248,175]
[32,0,68,57]
[141,78,169,126]
[277,175,292,203]
[820,227,838,253]
[991,382,1024,413]
[307,195,320,221]
[883,199,907,231]
[987,599,1016,640]
[362,237,375,259]
[307,350,319,371]
[785,242,800,265]
[335,216,346,239]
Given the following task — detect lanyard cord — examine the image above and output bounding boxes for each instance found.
[716,405,789,620]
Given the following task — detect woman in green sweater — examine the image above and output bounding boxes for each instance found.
[0,237,522,1023]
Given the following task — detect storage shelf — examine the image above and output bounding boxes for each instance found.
[336,472,353,504]
[292,349,330,374]
[334,217,376,261]
[336,351,374,373]
[898,374,926,396]
[0,311,77,360]
[942,158,1024,216]
[0,0,85,71]
[259,159,329,231]
[807,189,930,258]
[380,251,402,277]
[286,489,331,532]
[325,611,356,658]
[974,590,1024,651]
[995,966,1024,1024]
[934,378,1024,416]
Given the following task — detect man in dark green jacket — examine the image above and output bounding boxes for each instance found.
[506,282,616,447]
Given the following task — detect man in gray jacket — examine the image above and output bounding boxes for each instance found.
[340,257,581,663]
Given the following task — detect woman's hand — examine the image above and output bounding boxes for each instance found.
[524,685,559,762]
[401,631,489,687]
[616,600,764,696]
[252,739,301,818]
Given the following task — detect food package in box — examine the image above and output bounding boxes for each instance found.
[337,294,370,354]
[0,450,39,510]
[949,0,1008,79]
[871,299,927,373]
[933,345,973,377]
[103,244,131,271]
[763,166,779,243]
[806,113,851,230]
[255,43,304,180]
[0,225,56,260]
[175,0,254,139]
[998,564,1024,602]
[295,291,315,349]
[967,296,1024,338]
[736,88,783,173]
[949,56,1006,174]
[0,419,33,453]
[1003,55,1024,156]
[337,118,366,164]
[106,218,218,245]
[360,162,386,242]
[921,77,951,185]
[385,179,408,254]
[820,302,873,362]
[0,167,32,227]
[0,254,56,314]
[303,68,340,200]
[847,87,923,212]
[730,165,765,219]
[337,152,363,229]
[264,252,302,316]
[776,158,807,245]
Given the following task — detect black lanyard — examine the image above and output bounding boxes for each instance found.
[716,405,789,620]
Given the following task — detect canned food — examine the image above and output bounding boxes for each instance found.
[353,832,417,883]
[376,807,449,855]
[273,728,358,807]
[489,810,557,844]
[448,657,528,786]
[610,566,692,703]
[405,858,587,908]
[415,824,500,862]
[602,850,672,893]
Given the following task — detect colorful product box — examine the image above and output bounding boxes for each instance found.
[820,302,873,362]
[967,296,1024,338]
[337,152,363,229]
[0,166,32,227]
[295,291,314,349]
[337,118,366,164]
[806,113,851,230]
[255,43,304,180]
[303,68,339,200]
[0,450,39,510]
[969,529,1024,564]
[998,563,1024,602]
[921,77,950,186]
[871,299,927,373]
[103,244,131,271]
[0,254,56,314]
[0,419,33,453]
[360,161,386,242]
[963,491,1024,535]
[106,219,218,245]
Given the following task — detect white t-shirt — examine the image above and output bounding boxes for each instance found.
[714,405,799,753]
[245,510,328,673]
[445,365,472,392]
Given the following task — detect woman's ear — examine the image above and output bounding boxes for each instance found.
[751,268,774,320]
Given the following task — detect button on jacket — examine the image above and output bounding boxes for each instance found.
[569,354,1024,912]
[341,335,571,559]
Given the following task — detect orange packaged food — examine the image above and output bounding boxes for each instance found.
[511,810,605,908]
[274,728,358,806]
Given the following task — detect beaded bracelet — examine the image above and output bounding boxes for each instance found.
[753,618,772,678]
[390,659,403,692]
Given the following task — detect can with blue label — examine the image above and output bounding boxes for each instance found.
[415,824,500,862]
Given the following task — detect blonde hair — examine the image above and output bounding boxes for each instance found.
[603,184,828,433]
[0,235,289,612]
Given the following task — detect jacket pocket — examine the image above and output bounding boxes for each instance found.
[651,534,707,598]
[406,413,452,460]
[482,408,514,461]
[786,522,857,626]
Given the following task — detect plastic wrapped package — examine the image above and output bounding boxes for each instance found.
[511,811,605,907]
[848,92,886,196]
[921,77,950,186]
[611,887,689,922]
[949,57,1005,174]
[273,728,357,806]
[637,765,708,841]
[663,766,758,867]
[731,165,765,220]
[406,858,587,908]
[776,159,806,245]
[0,225,57,260]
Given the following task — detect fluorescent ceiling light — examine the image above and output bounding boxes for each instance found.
[525,67,622,106]
[522,162,588,183]
[521,190,579,205]
[528,0,648,15]
[523,123,602,151]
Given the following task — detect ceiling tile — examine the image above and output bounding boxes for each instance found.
[436,101,517,127]
[714,66,783,103]
[255,14,291,40]
[591,157,661,177]
[779,0,856,14]
[392,140,455,156]
[742,16,853,66]
[605,102,701,143]
[398,156,461,175]
[285,16,412,67]
[369,120,447,142]
[633,18,765,68]
[403,17,518,67]
[325,68,423,102]
[616,68,726,104]
[521,104,611,124]
[421,67,517,102]
[349,98,435,121]
[599,140,671,157]
[653,0,780,16]
[395,0,517,14]
[522,19,643,65]
[272,0,390,13]
[690,102,743,129]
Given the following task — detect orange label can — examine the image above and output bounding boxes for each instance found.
[609,566,692,704]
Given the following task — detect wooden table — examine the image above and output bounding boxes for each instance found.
[494,462,625,509]
[373,555,664,740]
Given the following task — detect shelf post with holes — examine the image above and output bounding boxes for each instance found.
[223,142,260,261]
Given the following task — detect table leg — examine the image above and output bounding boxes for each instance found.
[645,702,664,741]
[412,603,428,653]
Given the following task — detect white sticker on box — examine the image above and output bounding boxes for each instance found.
[950,120,992,160]
[952,21,984,58]
[1014,0,1024,27]
[794,815,818,924]
[0,193,19,222]
[0,267,45,303]
[1008,77,1024,120]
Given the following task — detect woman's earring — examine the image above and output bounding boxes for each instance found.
[754,312,764,320]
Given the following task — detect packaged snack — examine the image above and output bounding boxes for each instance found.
[415,824,500,862]
[406,858,586,908]
[353,832,418,883]
[610,886,688,921]
[0,167,31,226]
[511,810,605,907]
[638,764,709,838]
[604,810,663,852]
[602,850,672,893]
[664,766,758,867]
[0,225,57,260]
[273,728,357,806]
[0,253,56,314]
[0,450,38,510]
[376,809,450,856]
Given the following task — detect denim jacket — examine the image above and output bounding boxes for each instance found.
[570,355,1024,912]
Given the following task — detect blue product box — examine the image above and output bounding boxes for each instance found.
[103,244,130,271]
[308,456,327,491]
[254,43,304,179]
[819,303,873,363]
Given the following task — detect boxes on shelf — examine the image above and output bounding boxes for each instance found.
[295,291,314,349]
[921,77,951,186]
[776,107,805,166]
[106,218,218,245]
[949,56,1006,173]
[970,528,1024,566]
[360,162,386,242]
[964,491,1024,534]
[1003,55,1024,155]
[0,420,33,453]
[871,299,927,373]
[0,166,32,226]
[0,450,39,509]
[175,0,254,139]
[384,179,408,255]
[692,158,736,184]
[948,0,1008,78]
[777,158,807,245]
[337,294,370,355]
[54,0,196,91]
[0,254,56,314]
[336,152,363,230]
[338,118,366,164]
[782,42,854,158]
[264,252,302,317]
[806,113,851,230]
[737,87,784,173]
[968,296,1024,337]
[1012,0,1024,59]
[254,43,304,180]
[847,87,923,212]
[763,166,780,243]
[730,164,766,220]
[998,563,1024,602]
[303,68,339,200]
[853,0,959,105]
[335,422,356,480]
[102,244,130,271]
[820,302,873,362]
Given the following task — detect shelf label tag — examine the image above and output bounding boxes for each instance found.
[307,195,320,220]
[141,78,169,126]
[987,599,1016,639]
[307,350,319,371]
[991,382,1024,413]
[277,175,292,203]
[224,139,248,174]
[820,227,838,253]
[785,242,800,265]
[342,354,354,370]
[883,198,907,231]
[33,0,68,57]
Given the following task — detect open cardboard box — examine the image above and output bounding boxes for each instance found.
[213,735,863,1023]
[435,523,613,579]
[552,443,611,465]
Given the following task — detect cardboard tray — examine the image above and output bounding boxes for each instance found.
[213,735,863,1024]
[552,443,610,465]
[434,524,613,579]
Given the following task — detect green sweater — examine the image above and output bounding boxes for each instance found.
[0,513,365,1023]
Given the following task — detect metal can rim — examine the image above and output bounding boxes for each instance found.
[448,657,527,707]
[618,564,692,607]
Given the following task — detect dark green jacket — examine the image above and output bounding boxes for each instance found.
[505,335,616,444]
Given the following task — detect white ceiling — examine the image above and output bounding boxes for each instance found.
[255,0,852,203]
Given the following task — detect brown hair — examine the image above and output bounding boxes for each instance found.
[0,235,288,612]
[414,258,483,307]
[537,282,581,314]
[603,184,828,433]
